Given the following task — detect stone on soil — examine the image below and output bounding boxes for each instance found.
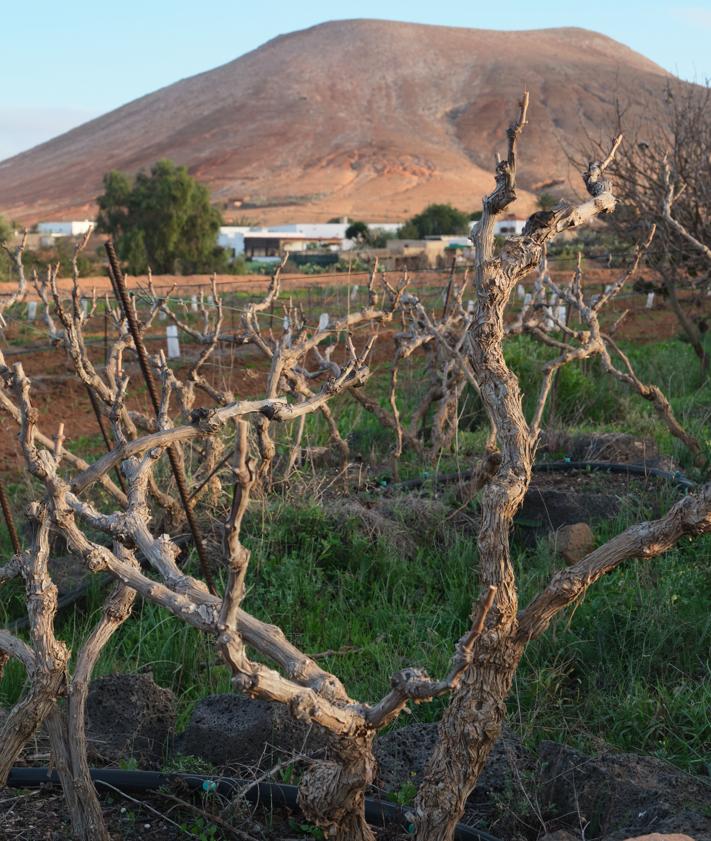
[86,672,176,769]
[550,522,595,564]
[175,693,331,769]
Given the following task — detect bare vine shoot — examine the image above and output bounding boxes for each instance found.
[1,84,709,841]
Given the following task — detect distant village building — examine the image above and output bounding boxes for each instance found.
[267,223,350,241]
[493,215,526,236]
[386,236,473,269]
[217,226,250,255]
[366,222,401,236]
[217,220,434,263]
[36,220,94,237]
[218,226,343,259]
[243,230,343,259]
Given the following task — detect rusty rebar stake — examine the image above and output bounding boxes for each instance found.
[0,477,21,556]
[104,241,217,594]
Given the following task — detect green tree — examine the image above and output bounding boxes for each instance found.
[0,215,14,280]
[96,160,227,274]
[398,203,469,239]
[0,215,13,244]
[345,221,370,244]
[537,192,558,211]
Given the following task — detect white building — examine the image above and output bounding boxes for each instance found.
[219,224,348,257]
[217,220,405,258]
[217,226,250,255]
[366,222,401,235]
[36,220,94,237]
[243,230,343,258]
[266,223,350,239]
[493,216,526,236]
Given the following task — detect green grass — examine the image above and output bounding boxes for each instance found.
[511,501,711,773]
[1,331,709,777]
[2,493,708,774]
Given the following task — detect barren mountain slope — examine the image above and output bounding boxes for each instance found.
[0,19,674,224]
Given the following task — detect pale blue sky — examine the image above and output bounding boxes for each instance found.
[1,0,709,160]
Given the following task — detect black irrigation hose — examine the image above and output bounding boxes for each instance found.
[380,460,697,493]
[531,460,698,490]
[6,767,500,841]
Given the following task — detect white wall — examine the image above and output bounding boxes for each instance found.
[218,227,247,255]
[217,221,405,255]
[366,222,401,234]
[37,220,93,236]
[267,223,350,239]
[493,219,526,235]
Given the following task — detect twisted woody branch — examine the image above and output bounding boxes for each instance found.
[1,301,498,841]
[413,94,641,841]
[1,93,709,841]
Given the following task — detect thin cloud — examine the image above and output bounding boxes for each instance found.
[0,106,98,161]
[672,6,711,29]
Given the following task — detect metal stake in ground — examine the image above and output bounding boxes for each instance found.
[0,478,21,555]
[104,240,217,595]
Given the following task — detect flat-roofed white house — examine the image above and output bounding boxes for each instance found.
[36,220,94,237]
[218,220,408,260]
[217,226,251,255]
[493,216,526,236]
[266,223,349,239]
[219,225,346,258]
[243,230,343,258]
[366,222,401,235]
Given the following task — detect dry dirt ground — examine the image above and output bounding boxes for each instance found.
[0,784,321,841]
[0,267,706,476]
[0,269,387,300]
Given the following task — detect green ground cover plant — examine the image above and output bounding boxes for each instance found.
[2,334,708,775]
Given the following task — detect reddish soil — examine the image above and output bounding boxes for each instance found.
[0,269,388,301]
[0,343,271,475]
[0,267,706,478]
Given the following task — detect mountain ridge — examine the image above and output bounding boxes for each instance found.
[0,19,678,225]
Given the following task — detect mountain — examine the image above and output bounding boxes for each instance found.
[0,20,675,225]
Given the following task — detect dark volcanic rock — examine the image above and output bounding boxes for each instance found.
[540,432,669,467]
[86,673,176,768]
[175,693,331,770]
[518,487,620,535]
[537,741,711,840]
[374,721,534,824]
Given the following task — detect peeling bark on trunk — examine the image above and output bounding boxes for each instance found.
[298,731,377,841]
[414,95,624,840]
[414,640,522,840]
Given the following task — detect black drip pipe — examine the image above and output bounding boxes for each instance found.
[6,767,500,841]
[531,460,697,490]
[382,460,697,493]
